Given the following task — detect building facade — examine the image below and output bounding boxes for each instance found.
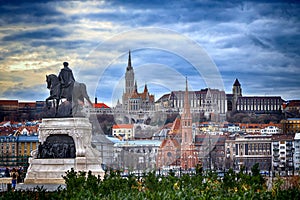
[195,134,226,171]
[0,100,46,121]
[156,88,227,121]
[281,118,300,134]
[272,134,295,176]
[156,138,181,169]
[156,116,182,169]
[112,124,135,140]
[294,133,300,174]
[113,140,161,172]
[0,134,38,168]
[236,96,282,113]
[227,79,283,114]
[234,135,272,172]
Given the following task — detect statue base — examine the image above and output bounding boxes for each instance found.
[25,118,104,184]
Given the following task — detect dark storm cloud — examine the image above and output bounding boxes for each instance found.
[0,1,66,25]
[2,27,68,41]
[30,40,96,49]
[2,83,47,101]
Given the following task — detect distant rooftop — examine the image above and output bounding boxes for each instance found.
[114,140,162,147]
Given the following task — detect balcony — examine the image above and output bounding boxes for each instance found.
[287,162,293,167]
[273,159,280,162]
[273,154,280,158]
[273,148,279,151]
[286,153,293,157]
[273,143,279,147]
[286,142,293,147]
[286,146,293,151]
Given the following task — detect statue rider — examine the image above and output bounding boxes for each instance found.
[58,62,75,102]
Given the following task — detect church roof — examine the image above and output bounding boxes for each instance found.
[126,50,133,71]
[233,78,241,86]
[168,116,181,136]
[127,87,155,102]
[160,138,180,149]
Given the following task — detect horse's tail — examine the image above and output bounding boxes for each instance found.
[79,82,93,105]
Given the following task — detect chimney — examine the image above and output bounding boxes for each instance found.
[95,97,97,104]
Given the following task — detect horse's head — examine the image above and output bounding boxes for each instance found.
[46,74,58,89]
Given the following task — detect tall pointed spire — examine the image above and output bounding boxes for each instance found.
[134,80,138,92]
[233,78,240,86]
[127,50,132,71]
[144,83,148,93]
[185,76,188,91]
[180,76,197,170]
[184,77,190,115]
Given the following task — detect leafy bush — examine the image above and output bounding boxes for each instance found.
[1,167,299,199]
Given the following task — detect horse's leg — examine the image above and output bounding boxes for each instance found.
[55,98,59,117]
[46,97,52,109]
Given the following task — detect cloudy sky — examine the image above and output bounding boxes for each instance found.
[0,0,299,106]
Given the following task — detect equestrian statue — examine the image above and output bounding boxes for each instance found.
[46,62,92,117]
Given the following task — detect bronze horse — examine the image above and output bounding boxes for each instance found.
[46,74,93,117]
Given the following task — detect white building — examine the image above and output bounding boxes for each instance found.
[272,134,295,176]
[294,133,300,174]
[111,139,162,171]
[112,124,135,140]
[261,126,280,134]
[235,134,272,172]
[228,124,240,133]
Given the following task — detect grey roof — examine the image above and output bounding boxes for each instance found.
[113,139,162,147]
[18,135,39,142]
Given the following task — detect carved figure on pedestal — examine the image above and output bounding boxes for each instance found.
[37,135,76,159]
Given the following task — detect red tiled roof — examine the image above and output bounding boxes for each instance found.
[272,134,295,141]
[126,89,155,103]
[287,100,300,107]
[238,123,282,129]
[93,103,110,109]
[0,100,18,106]
[112,124,134,129]
[160,138,180,149]
[19,102,36,108]
[169,117,181,136]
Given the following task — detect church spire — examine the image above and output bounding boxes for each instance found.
[144,83,148,93]
[183,77,191,115]
[134,80,138,93]
[127,50,132,71]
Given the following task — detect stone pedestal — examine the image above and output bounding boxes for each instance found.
[25,118,104,184]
